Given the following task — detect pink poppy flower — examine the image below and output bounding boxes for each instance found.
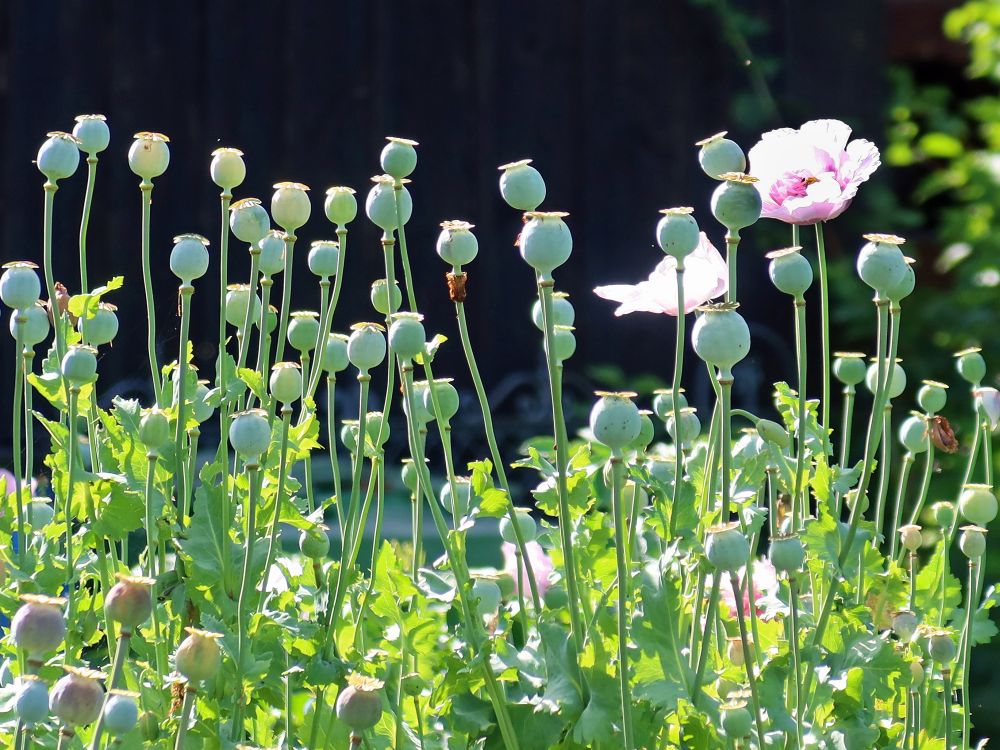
[502,541,553,598]
[748,119,881,225]
[593,232,727,316]
[717,558,780,621]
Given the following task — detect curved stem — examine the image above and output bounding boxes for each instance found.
[610,451,635,748]
[79,156,98,294]
[217,191,233,390]
[961,559,977,750]
[308,227,348,400]
[273,233,297,371]
[139,181,161,404]
[668,264,686,537]
[42,182,66,359]
[326,376,344,540]
[392,185,418,312]
[888,453,915,559]
[872,404,894,545]
[254,277,275,405]
[691,576,721,705]
[236,247,261,373]
[174,285,193,527]
[258,406,293,616]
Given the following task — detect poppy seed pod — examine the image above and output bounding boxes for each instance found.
[138,710,160,742]
[898,415,929,454]
[370,279,403,316]
[552,325,576,362]
[104,575,154,629]
[335,674,384,732]
[366,175,413,231]
[955,347,987,385]
[959,484,998,526]
[933,501,956,528]
[225,284,261,329]
[651,388,687,421]
[520,211,572,278]
[139,408,170,451]
[833,352,867,387]
[192,381,216,424]
[175,628,223,683]
[1,261,42,310]
[656,207,700,260]
[499,511,537,544]
[767,246,813,298]
[13,303,48,347]
[348,323,387,373]
[61,345,98,386]
[12,594,66,656]
[128,132,170,180]
[288,311,320,353]
[258,230,287,277]
[498,159,546,211]
[210,147,246,190]
[705,523,750,571]
[388,312,426,361]
[401,458,422,493]
[169,233,210,283]
[710,173,762,231]
[436,220,479,267]
[15,676,49,725]
[666,407,702,448]
[960,525,987,558]
[769,533,805,573]
[917,380,948,414]
[381,136,419,179]
[472,579,502,616]
[721,700,752,738]
[299,525,331,559]
[271,182,311,232]
[228,409,271,459]
[440,477,474,518]
[865,358,907,399]
[37,131,81,182]
[72,114,110,155]
[28,497,55,528]
[697,131,747,180]
[49,667,106,727]
[590,391,642,450]
[531,292,574,331]
[308,240,340,278]
[692,303,751,372]
[78,302,118,346]
[899,524,923,552]
[102,690,140,736]
[927,630,957,664]
[629,410,655,450]
[886,257,916,302]
[325,186,358,226]
[270,362,303,404]
[422,378,460,422]
[856,234,908,294]
[405,381,433,425]
[323,333,351,374]
[891,610,919,641]
[341,420,360,454]
[229,198,270,246]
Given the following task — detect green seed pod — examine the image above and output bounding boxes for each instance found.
[692,303,751,372]
[347,323,387,373]
[436,220,479,267]
[531,292,575,331]
[756,418,791,449]
[381,136,418,179]
[128,132,170,180]
[655,207,700,260]
[423,378,460,422]
[228,408,271,459]
[891,610,919,641]
[590,391,642,450]
[61,345,98,385]
[959,484,998,526]
[697,131,747,180]
[299,525,331,559]
[102,690,140,736]
[886,257,916,303]
[1,261,42,310]
[552,325,576,362]
[955,347,987,385]
[389,312,426,361]
[271,181,312,232]
[15,676,49,726]
[77,302,118,346]
[400,458,425,494]
[49,666,105,727]
[175,628,223,683]
[400,672,428,698]
[544,585,568,609]
[499,511,537,544]
[898,415,928,454]
[37,131,81,182]
[710,173,762,231]
[366,175,413,231]
[440,478,473,518]
[520,211,573,278]
[856,233,908,294]
[210,147,246,190]
[933,501,956,529]
[138,408,170,451]
[721,701,752,738]
[651,388,687,421]
[138,710,160,742]
[370,279,403,316]
[472,579,502,616]
[335,675,384,732]
[104,575,154,630]
[28,498,54,528]
[406,381,434,425]
[917,380,948,414]
[324,186,358,226]
[322,333,351,374]
[646,456,674,484]
[12,594,66,656]
[705,522,749,571]
[308,240,340,278]
[498,159,546,212]
[169,233,210,283]
[629,410,655,450]
[833,352,867,387]
[959,525,987,559]
[865,360,906,399]
[229,197,270,245]
[270,362,303,404]
[288,311,320,353]
[898,524,923,552]
[224,284,261,329]
[927,630,957,664]
[767,246,813,298]
[11,302,50,347]
[72,114,110,155]
[192,380,215,424]
[666,407,701,448]
[258,230,287,277]
[341,420,360,454]
[364,412,391,449]
[768,533,804,573]
[909,660,925,688]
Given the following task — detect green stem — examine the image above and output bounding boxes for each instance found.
[254,277,275,403]
[326,376,345,540]
[610,451,635,749]
[273,233,297,370]
[837,385,856,515]
[173,685,197,750]
[888,453,915,559]
[143,454,168,677]
[791,298,808,531]
[308,688,326,750]
[140,180,162,404]
[308,227,348,400]
[815,223,832,441]
[943,668,953,750]
[731,571,767,749]
[232,462,262,741]
[872,405,893,546]
[392,185,418,312]
[720,371,734,522]
[236,246,261,373]
[11,318,26,567]
[258,406,293,616]
[691,576,721,705]
[217,191,233,391]
[174,285,193,527]
[78,156,99,293]
[42,182,65,359]
[961,559,977,750]
[788,576,804,748]
[87,632,131,750]
[668,264,686,537]
[63,386,80,666]
[725,230,739,303]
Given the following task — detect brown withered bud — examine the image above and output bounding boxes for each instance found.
[446,272,467,303]
[928,415,958,454]
[46,282,76,325]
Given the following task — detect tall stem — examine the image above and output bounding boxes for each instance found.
[961,558,977,750]
[815,223,832,440]
[610,451,635,748]
[872,404,894,545]
[11,317,26,566]
[274,234,297,367]
[232,462,262,741]
[731,571,767,749]
[719,370,734,522]
[788,576,804,748]
[78,156,98,294]
[174,285,193,526]
[217,191,233,390]
[326,375,344,540]
[791,298,808,531]
[42,182,66,359]
[173,684,197,750]
[63,386,80,666]
[259,407,293,614]
[888,453,915,559]
[140,181,162,404]
[88,631,131,750]
[236,247,261,373]
[725,230,739,303]
[668,264,686,537]
[308,227,348,400]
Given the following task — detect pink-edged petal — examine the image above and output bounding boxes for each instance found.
[799,119,853,153]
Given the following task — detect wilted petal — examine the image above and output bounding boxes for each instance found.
[975,387,1000,431]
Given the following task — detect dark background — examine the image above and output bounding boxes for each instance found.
[4,0,995,738]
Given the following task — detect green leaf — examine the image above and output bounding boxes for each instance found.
[536,623,584,718]
[572,667,618,744]
[68,276,123,319]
